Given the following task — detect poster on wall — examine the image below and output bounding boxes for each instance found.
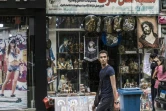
[0,29,27,110]
[137,16,159,49]
[46,0,159,15]
[54,96,95,111]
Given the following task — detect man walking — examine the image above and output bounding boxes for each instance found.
[92,50,119,111]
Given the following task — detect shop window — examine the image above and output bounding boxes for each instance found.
[47,16,93,97]
[0,16,29,110]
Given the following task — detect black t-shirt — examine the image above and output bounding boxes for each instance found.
[151,61,158,85]
[151,61,158,76]
[99,65,115,99]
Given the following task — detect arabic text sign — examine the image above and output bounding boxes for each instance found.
[47,0,159,15]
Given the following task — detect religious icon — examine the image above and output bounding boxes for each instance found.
[84,36,99,62]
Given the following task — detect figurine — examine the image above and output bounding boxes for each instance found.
[78,59,83,69]
[133,61,138,71]
[58,58,66,69]
[134,82,138,87]
[58,75,67,91]
[118,45,125,54]
[79,42,84,52]
[68,40,74,53]
[66,59,73,70]
[130,79,135,88]
[71,17,78,28]
[64,17,70,28]
[140,79,148,89]
[59,38,69,53]
[121,60,126,66]
[124,79,130,88]
[57,57,62,69]
[129,60,134,73]
[74,59,79,69]
[68,86,72,93]
[74,42,79,52]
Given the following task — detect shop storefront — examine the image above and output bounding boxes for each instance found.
[45,0,166,111]
[0,1,46,111]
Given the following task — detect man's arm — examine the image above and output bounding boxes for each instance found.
[110,75,118,102]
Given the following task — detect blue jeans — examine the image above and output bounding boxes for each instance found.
[96,97,114,111]
[8,65,20,72]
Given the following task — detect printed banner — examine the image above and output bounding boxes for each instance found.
[143,53,151,76]
[54,96,95,111]
[47,0,159,15]
[0,29,27,110]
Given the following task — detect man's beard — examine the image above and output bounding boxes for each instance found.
[144,30,151,35]
[101,62,107,66]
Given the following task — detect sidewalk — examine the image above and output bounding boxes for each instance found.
[142,107,165,111]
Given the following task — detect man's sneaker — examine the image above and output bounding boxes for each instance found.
[11,94,16,97]
[0,94,4,97]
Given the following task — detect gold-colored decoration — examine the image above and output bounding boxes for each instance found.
[118,45,125,54]
[86,17,96,32]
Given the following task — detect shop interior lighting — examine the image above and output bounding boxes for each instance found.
[9,34,12,37]
[0,24,3,27]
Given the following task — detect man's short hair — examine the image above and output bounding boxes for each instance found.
[141,21,153,31]
[99,50,108,56]
[150,53,157,59]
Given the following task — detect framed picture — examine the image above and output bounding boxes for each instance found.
[137,17,158,48]
[58,32,79,53]
[161,0,166,11]
[84,35,99,62]
[119,66,129,74]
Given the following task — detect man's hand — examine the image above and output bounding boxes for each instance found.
[92,104,96,111]
[114,102,120,111]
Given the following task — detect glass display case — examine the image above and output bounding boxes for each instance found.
[47,16,92,96]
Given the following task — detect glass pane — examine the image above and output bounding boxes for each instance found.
[55,16,84,28]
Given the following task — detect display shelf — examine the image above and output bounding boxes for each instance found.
[55,27,88,94]
[56,68,83,70]
[49,28,85,32]
[120,72,140,75]
[118,53,142,55]
[57,52,84,54]
[118,47,143,88]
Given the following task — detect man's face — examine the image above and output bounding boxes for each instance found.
[99,53,108,65]
[153,57,159,62]
[89,42,93,47]
[143,24,151,35]
[64,40,68,45]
